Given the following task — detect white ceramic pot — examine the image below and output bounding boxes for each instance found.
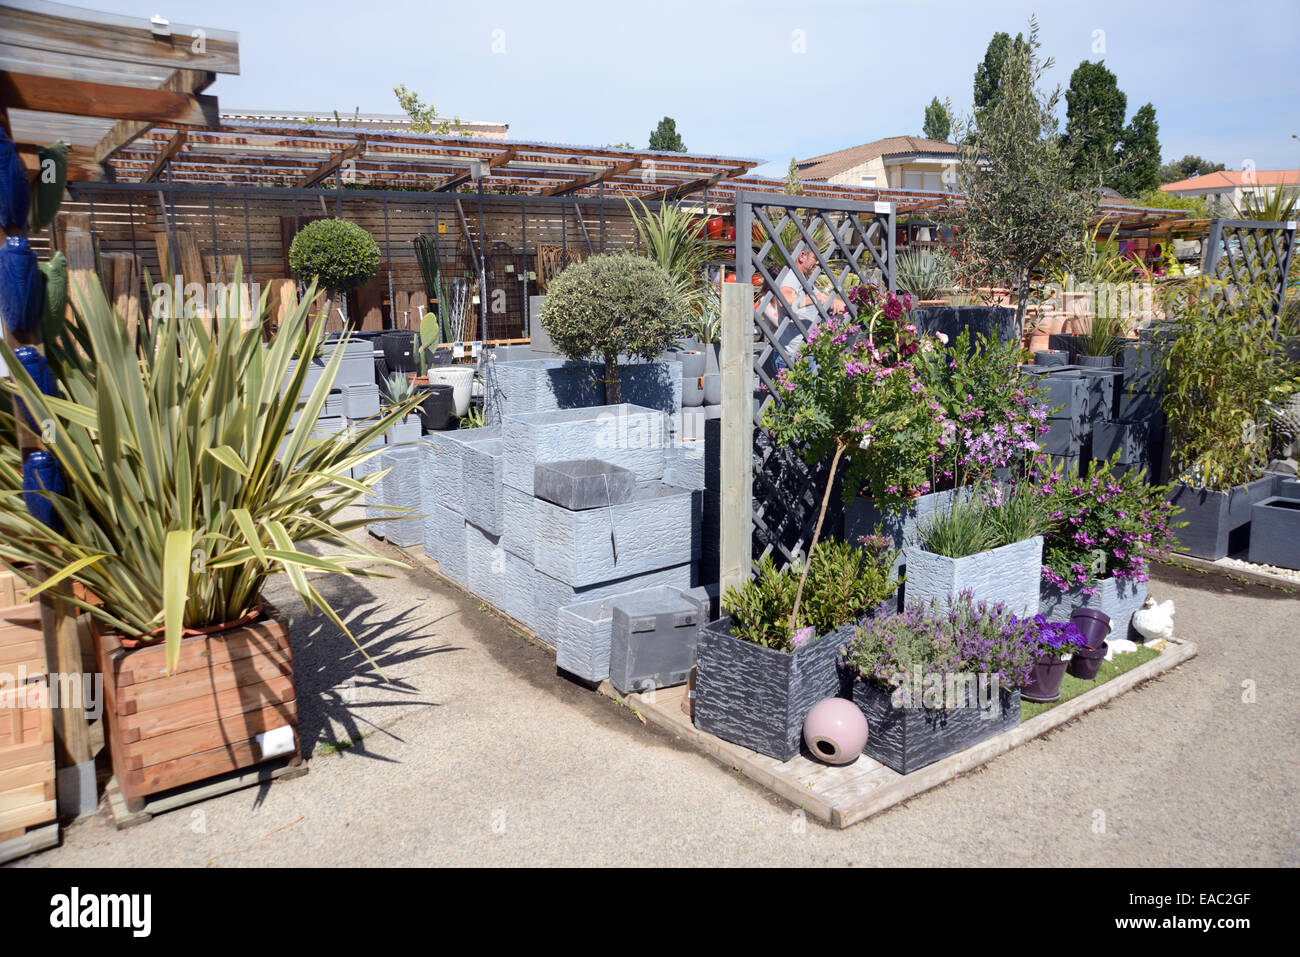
[428,366,475,416]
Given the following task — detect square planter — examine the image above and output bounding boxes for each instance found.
[501,405,670,495]
[532,481,695,587]
[373,446,423,546]
[607,586,705,694]
[501,485,536,561]
[693,617,848,762]
[1039,574,1148,640]
[1168,477,1275,560]
[92,600,300,813]
[466,523,505,608]
[1247,497,1300,569]
[555,595,619,683]
[1074,367,1123,422]
[431,505,468,586]
[1093,420,1149,465]
[461,435,504,536]
[533,459,636,511]
[843,488,965,588]
[902,536,1042,616]
[845,675,1021,774]
[482,358,600,424]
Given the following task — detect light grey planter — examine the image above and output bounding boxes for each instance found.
[702,373,721,406]
[674,350,705,379]
[1039,574,1148,640]
[466,523,504,608]
[461,434,504,536]
[320,339,375,389]
[341,382,380,419]
[555,594,620,683]
[482,358,600,424]
[390,414,422,445]
[681,374,704,407]
[373,446,423,547]
[501,404,669,495]
[607,586,705,694]
[426,425,500,516]
[533,459,636,511]
[497,549,536,630]
[431,504,468,586]
[532,481,694,587]
[531,563,692,647]
[903,536,1042,616]
[843,488,967,592]
[501,485,535,561]
[694,617,850,762]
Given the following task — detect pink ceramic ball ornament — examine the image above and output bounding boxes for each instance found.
[802,697,869,765]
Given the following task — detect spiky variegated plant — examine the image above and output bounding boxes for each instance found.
[0,267,422,674]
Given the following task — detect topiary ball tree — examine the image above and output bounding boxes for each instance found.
[288,218,380,300]
[540,251,687,404]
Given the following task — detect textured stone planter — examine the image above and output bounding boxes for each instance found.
[501,485,536,561]
[556,594,621,683]
[1168,478,1275,560]
[842,488,965,590]
[426,426,500,516]
[501,405,669,495]
[465,523,504,608]
[1039,575,1147,640]
[461,434,504,536]
[607,587,706,694]
[694,617,849,762]
[431,504,468,587]
[532,481,694,587]
[531,563,692,647]
[320,338,376,389]
[482,358,601,424]
[533,459,636,511]
[844,675,1021,774]
[1093,420,1149,465]
[903,536,1042,616]
[373,446,423,547]
[1247,497,1300,570]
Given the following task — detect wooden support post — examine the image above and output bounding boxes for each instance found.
[719,281,754,594]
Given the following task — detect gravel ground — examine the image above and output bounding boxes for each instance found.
[13,523,1299,868]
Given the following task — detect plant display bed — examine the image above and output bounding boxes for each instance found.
[94,600,304,815]
[600,638,1195,828]
[0,600,57,858]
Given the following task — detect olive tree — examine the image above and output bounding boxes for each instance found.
[289,219,380,321]
[951,17,1099,338]
[540,251,687,405]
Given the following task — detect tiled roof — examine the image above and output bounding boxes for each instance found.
[1161,169,1299,192]
[797,136,958,180]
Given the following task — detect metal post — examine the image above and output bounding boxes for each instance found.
[521,197,529,338]
[476,181,487,342]
[599,183,606,252]
[383,195,394,330]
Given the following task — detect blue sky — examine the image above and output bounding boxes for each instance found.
[102,0,1300,177]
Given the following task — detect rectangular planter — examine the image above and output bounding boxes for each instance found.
[374,446,424,546]
[1093,421,1149,465]
[0,601,55,834]
[461,435,504,536]
[93,600,300,813]
[466,523,504,608]
[1039,575,1148,640]
[431,505,468,586]
[482,358,601,425]
[555,595,619,683]
[532,481,695,587]
[1074,367,1123,422]
[903,536,1042,616]
[694,617,848,762]
[498,549,536,630]
[1034,371,1087,424]
[847,676,1021,775]
[842,488,965,589]
[319,339,375,389]
[501,404,670,495]
[426,425,501,516]
[531,563,692,647]
[1167,477,1275,560]
[1247,497,1300,569]
[608,586,704,694]
[501,485,535,561]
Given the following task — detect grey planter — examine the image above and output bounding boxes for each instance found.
[674,350,705,379]
[1168,477,1275,560]
[902,536,1042,616]
[694,617,850,762]
[681,373,704,408]
[1093,421,1149,465]
[373,446,424,547]
[842,488,965,589]
[482,358,601,424]
[607,586,705,695]
[341,382,380,419]
[390,414,422,445]
[497,549,536,630]
[532,481,695,587]
[702,373,721,405]
[427,425,501,516]
[465,522,504,608]
[461,434,504,536]
[845,676,1021,774]
[533,459,636,511]
[555,594,620,683]
[1278,478,1300,501]
[1247,497,1300,569]
[531,563,692,647]
[501,485,535,561]
[1039,574,1148,640]
[1075,353,1116,369]
[1034,372,1087,423]
[1074,367,1123,422]
[431,504,468,586]
[501,404,669,495]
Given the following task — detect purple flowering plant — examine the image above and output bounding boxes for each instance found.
[1033,454,1183,593]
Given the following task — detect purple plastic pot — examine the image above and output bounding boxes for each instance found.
[1022,652,1069,703]
[1070,607,1112,650]
[1068,642,1108,681]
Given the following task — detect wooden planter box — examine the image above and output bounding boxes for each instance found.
[94,599,301,812]
[844,673,1021,774]
[0,602,56,838]
[694,617,849,762]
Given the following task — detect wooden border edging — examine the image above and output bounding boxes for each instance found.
[0,822,59,865]
[608,638,1197,828]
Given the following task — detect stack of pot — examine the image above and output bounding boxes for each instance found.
[669,341,722,441]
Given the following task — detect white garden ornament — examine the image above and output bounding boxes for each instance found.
[1132,596,1175,648]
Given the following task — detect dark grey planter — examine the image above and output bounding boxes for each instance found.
[1075,353,1116,369]
[1034,350,1069,367]
[911,305,1017,347]
[1093,421,1149,465]
[1039,575,1147,640]
[902,536,1042,616]
[694,617,849,762]
[1247,497,1300,569]
[844,675,1021,774]
[1168,477,1275,560]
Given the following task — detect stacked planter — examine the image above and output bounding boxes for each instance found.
[482,356,682,430]
[284,337,380,454]
[662,416,721,587]
[1169,477,1277,560]
[416,403,703,676]
[841,488,965,600]
[670,342,722,443]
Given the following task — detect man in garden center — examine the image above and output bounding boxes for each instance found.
[765,240,848,363]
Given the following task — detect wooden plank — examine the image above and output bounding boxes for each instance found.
[0,71,220,127]
[125,703,297,769]
[101,251,142,340]
[298,138,365,188]
[541,158,641,197]
[109,622,290,687]
[123,729,299,795]
[116,672,296,742]
[16,142,105,182]
[115,649,292,714]
[143,128,186,182]
[93,69,214,164]
[718,281,753,594]
[435,147,518,192]
[0,4,240,75]
[104,759,305,829]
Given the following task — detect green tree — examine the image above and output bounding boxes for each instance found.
[648,116,686,152]
[539,252,688,405]
[1112,103,1161,197]
[952,17,1099,337]
[784,157,804,195]
[393,84,456,134]
[1063,60,1127,184]
[1159,154,1225,184]
[973,31,1025,110]
[922,96,952,141]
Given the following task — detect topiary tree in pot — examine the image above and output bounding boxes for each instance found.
[539,251,687,405]
[288,218,380,324]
